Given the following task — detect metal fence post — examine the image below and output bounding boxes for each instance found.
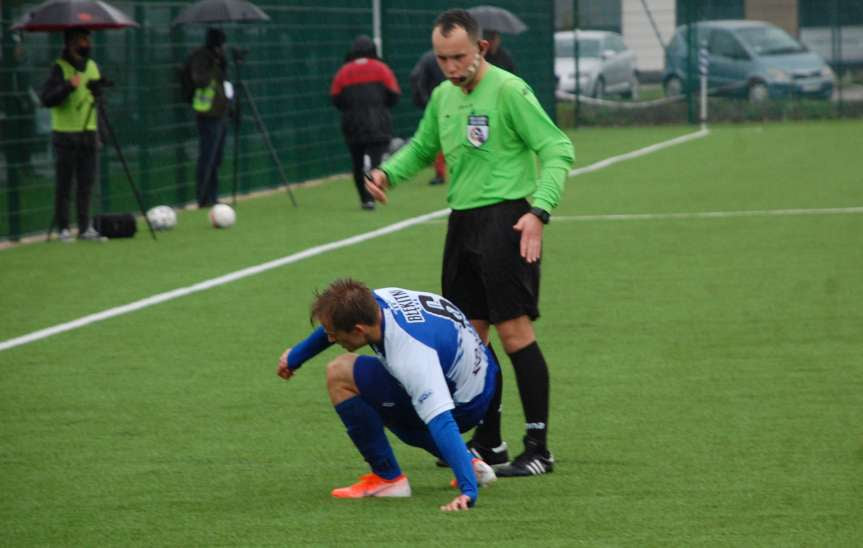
[699,44,708,130]
[573,0,580,128]
[685,7,696,125]
[135,4,151,208]
[373,0,382,58]
[171,8,189,206]
[1,7,22,239]
[831,0,844,113]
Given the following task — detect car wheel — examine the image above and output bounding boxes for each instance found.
[748,81,769,102]
[623,75,639,100]
[664,76,683,97]
[593,77,606,100]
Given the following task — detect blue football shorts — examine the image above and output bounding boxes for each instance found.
[352,350,499,454]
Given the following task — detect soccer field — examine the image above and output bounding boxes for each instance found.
[1,120,861,545]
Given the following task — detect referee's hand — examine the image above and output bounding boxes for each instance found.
[513,213,544,264]
[365,169,390,204]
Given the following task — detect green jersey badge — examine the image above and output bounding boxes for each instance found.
[467,115,489,148]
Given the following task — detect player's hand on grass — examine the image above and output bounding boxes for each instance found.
[513,213,544,264]
[364,169,390,204]
[277,348,294,380]
[440,494,472,512]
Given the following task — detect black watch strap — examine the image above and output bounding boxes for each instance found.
[529,206,550,224]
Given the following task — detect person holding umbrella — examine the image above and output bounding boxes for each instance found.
[482,30,516,74]
[172,1,297,208]
[183,28,231,208]
[467,5,528,75]
[16,0,156,241]
[38,27,104,241]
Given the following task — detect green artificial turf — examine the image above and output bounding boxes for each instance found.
[1,120,861,546]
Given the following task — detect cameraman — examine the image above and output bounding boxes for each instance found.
[182,28,230,208]
[39,27,104,241]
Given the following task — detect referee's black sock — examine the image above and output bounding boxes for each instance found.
[471,344,503,449]
[508,341,549,449]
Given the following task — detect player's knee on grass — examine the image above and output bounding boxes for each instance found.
[326,354,360,405]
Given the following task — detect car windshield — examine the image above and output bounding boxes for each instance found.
[555,37,601,58]
[736,26,805,55]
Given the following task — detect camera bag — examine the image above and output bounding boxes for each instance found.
[93,213,137,238]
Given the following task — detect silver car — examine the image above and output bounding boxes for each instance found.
[555,30,639,99]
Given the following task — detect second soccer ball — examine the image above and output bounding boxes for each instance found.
[146,205,177,230]
[209,204,236,229]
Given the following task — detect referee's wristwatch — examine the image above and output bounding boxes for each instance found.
[529,206,550,225]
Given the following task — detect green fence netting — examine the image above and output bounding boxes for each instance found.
[0,0,555,241]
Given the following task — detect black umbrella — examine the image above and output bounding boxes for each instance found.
[467,5,528,35]
[172,0,271,26]
[11,0,138,32]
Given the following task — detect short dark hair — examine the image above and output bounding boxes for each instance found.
[434,9,481,41]
[310,278,379,332]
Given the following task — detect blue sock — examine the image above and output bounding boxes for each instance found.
[334,396,402,480]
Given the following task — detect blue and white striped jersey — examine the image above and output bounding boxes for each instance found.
[371,288,490,424]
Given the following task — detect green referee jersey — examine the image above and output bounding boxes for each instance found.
[381,64,574,212]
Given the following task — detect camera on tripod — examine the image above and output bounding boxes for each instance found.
[230,47,250,64]
[86,77,114,98]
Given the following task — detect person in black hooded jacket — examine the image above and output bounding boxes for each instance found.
[183,28,230,208]
[330,35,400,210]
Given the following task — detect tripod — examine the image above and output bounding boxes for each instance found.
[46,80,157,241]
[228,47,297,207]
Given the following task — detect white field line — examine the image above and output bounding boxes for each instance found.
[1,128,712,353]
[553,207,863,222]
[0,209,449,353]
[568,127,709,177]
[421,206,863,225]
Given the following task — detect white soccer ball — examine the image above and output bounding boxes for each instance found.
[209,203,236,228]
[146,205,177,230]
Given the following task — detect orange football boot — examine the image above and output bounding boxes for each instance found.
[331,472,411,498]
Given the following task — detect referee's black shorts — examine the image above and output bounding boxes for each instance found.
[442,199,540,324]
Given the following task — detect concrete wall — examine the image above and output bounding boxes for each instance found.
[745,0,799,36]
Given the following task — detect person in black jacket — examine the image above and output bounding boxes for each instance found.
[183,28,230,208]
[408,50,447,186]
[483,30,517,74]
[330,35,400,210]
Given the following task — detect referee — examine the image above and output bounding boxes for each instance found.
[366,9,573,477]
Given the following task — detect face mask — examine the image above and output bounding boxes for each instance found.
[77,46,91,59]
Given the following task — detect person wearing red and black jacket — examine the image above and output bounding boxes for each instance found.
[330,35,400,210]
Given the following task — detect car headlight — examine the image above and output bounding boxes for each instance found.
[820,66,836,80]
[767,68,790,83]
